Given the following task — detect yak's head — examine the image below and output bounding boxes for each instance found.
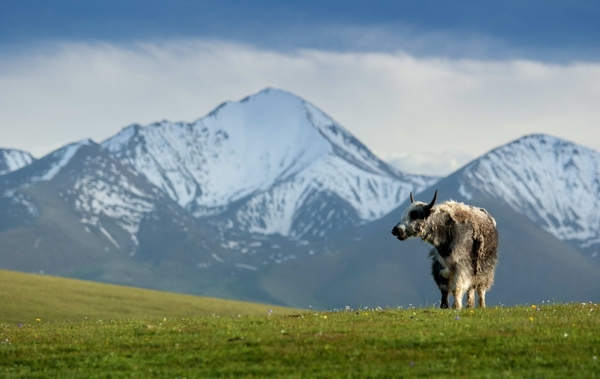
[391,190,438,241]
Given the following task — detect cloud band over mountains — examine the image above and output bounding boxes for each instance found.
[1,39,600,175]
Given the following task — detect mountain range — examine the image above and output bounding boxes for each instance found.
[1,88,598,308]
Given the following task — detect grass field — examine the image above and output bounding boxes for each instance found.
[0,269,292,323]
[1,294,598,378]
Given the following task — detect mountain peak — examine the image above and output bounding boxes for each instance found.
[459,133,600,254]
[102,89,435,236]
[509,133,553,146]
[103,89,334,211]
[0,148,35,175]
[38,139,96,181]
[242,87,299,101]
[1,139,98,187]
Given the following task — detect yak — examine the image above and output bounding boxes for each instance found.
[391,190,498,309]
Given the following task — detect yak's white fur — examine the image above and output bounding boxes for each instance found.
[393,196,499,309]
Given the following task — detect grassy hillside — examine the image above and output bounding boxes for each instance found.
[0,270,293,323]
[0,303,598,378]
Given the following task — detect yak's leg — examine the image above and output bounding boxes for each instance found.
[451,269,469,309]
[440,290,449,309]
[477,288,487,308]
[466,288,475,308]
[452,287,465,309]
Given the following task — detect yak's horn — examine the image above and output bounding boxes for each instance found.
[409,192,415,203]
[424,190,438,211]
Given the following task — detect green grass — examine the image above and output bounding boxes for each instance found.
[1,302,598,378]
[0,269,292,323]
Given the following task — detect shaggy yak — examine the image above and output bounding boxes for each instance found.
[391,190,498,309]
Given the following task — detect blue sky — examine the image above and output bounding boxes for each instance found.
[4,1,600,59]
[2,1,600,175]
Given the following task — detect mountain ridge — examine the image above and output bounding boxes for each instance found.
[0,89,598,309]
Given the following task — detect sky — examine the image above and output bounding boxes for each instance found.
[1,1,600,176]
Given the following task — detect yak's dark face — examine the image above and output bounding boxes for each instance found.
[391,203,431,240]
[391,190,437,241]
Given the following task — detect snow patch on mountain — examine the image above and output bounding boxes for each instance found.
[233,152,421,237]
[458,183,473,200]
[463,134,600,249]
[6,192,39,217]
[71,153,157,247]
[0,139,161,249]
[35,139,94,182]
[0,148,35,175]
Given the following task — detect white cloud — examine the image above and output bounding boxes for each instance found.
[384,150,474,177]
[1,39,599,176]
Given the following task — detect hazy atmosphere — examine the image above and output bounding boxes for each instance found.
[2,1,600,175]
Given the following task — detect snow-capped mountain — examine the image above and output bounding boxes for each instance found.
[0,138,253,296]
[0,140,176,254]
[103,88,436,239]
[0,88,438,285]
[0,148,35,175]
[1,92,599,308]
[456,134,600,257]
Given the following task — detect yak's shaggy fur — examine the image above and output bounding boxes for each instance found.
[392,190,498,309]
